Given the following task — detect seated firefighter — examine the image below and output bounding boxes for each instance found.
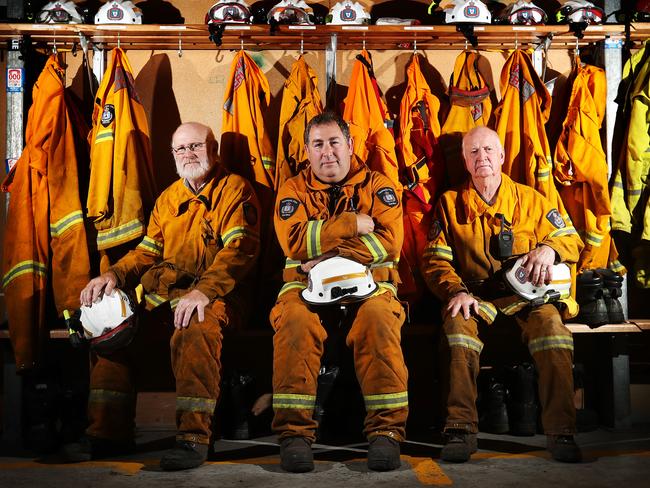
[271,112,409,473]
[63,122,261,470]
[421,127,584,463]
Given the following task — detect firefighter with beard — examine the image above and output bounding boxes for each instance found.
[421,127,583,464]
[62,122,261,471]
[272,112,408,473]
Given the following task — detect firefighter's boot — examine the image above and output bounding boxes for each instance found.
[159,440,208,471]
[506,363,538,436]
[440,430,477,463]
[478,369,509,434]
[547,434,582,463]
[280,436,314,473]
[575,271,608,326]
[598,269,625,323]
[367,435,401,471]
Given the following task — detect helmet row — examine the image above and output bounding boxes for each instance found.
[36,1,628,27]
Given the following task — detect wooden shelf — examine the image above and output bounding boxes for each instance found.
[0,22,648,52]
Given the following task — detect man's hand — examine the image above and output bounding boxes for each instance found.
[174,289,210,329]
[300,251,337,273]
[447,292,479,320]
[79,271,118,307]
[520,245,556,287]
[355,213,375,235]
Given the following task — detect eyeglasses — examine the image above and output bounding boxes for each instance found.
[171,142,207,155]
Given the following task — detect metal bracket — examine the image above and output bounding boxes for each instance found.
[208,23,225,48]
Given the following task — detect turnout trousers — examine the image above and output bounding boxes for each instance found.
[441,303,575,435]
[271,289,409,443]
[86,299,237,446]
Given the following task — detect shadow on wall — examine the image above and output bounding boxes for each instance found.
[135,0,184,24]
[135,53,182,192]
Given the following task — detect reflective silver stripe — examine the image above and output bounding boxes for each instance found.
[360,233,388,263]
[364,391,408,410]
[585,232,604,247]
[278,281,306,297]
[94,130,114,142]
[137,236,163,255]
[272,393,316,409]
[176,396,217,413]
[478,302,497,322]
[528,335,574,355]
[96,219,145,249]
[424,245,453,261]
[145,293,166,307]
[222,226,246,247]
[285,258,301,269]
[370,261,396,269]
[549,227,578,238]
[89,389,132,404]
[446,334,483,353]
[50,210,83,237]
[306,220,323,259]
[2,260,47,288]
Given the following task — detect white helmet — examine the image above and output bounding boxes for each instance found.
[301,256,378,305]
[326,1,371,25]
[555,0,604,24]
[503,256,572,307]
[80,288,137,354]
[206,0,252,24]
[500,1,547,25]
[95,1,143,25]
[445,0,492,24]
[268,0,314,25]
[36,1,84,24]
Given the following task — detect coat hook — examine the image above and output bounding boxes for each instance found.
[464,38,468,51]
[117,32,121,49]
[240,37,244,51]
[575,36,580,56]
[362,33,366,51]
[52,33,57,54]
[300,37,304,55]
[413,39,417,54]
[178,34,183,58]
[515,33,518,50]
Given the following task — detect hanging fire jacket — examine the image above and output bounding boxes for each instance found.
[87,48,156,253]
[554,60,623,273]
[342,49,400,195]
[275,55,323,190]
[221,50,276,191]
[611,44,650,286]
[494,49,567,215]
[440,50,492,188]
[395,53,444,302]
[1,56,91,371]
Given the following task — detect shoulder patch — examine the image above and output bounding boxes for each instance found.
[101,104,115,127]
[243,202,258,226]
[279,198,300,220]
[428,219,442,241]
[376,187,399,207]
[546,209,566,229]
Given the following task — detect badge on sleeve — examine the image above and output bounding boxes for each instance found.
[377,187,398,207]
[243,202,258,225]
[546,209,566,229]
[101,104,115,127]
[428,219,442,241]
[279,198,300,220]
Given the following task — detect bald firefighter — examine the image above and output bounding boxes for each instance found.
[62,122,261,471]
[422,127,583,463]
[272,112,408,473]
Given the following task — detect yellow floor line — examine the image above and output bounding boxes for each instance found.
[403,456,453,485]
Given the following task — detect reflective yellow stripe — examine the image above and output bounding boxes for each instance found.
[273,393,316,409]
[609,260,626,273]
[529,335,574,354]
[549,226,578,238]
[222,226,246,247]
[94,130,114,143]
[424,244,453,261]
[364,391,409,410]
[446,334,483,353]
[278,281,306,297]
[89,389,132,404]
[585,232,604,247]
[2,260,47,288]
[145,293,166,307]
[478,301,497,322]
[360,233,388,264]
[170,298,180,309]
[176,396,217,413]
[537,168,551,181]
[500,298,529,315]
[285,258,301,269]
[262,157,275,170]
[50,210,84,237]
[137,236,163,255]
[96,219,145,249]
[306,220,323,259]
[370,261,396,270]
[374,282,397,297]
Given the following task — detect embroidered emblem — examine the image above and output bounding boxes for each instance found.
[377,187,398,207]
[279,198,299,220]
[546,209,566,229]
[101,104,115,127]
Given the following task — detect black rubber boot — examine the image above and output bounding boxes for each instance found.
[280,436,314,473]
[222,371,255,440]
[367,435,401,471]
[61,435,135,463]
[440,430,477,463]
[575,271,608,326]
[478,369,509,434]
[506,363,538,436]
[547,435,582,463]
[313,365,340,442]
[597,269,625,323]
[159,440,208,471]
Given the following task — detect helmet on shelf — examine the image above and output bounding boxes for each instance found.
[444,0,492,24]
[36,1,84,24]
[95,1,143,25]
[268,0,314,25]
[497,0,547,25]
[555,0,604,25]
[301,256,378,305]
[206,0,253,24]
[326,1,371,25]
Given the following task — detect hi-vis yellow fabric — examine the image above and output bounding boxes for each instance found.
[275,56,323,190]
[611,44,650,286]
[440,50,492,187]
[494,49,566,215]
[342,49,400,195]
[1,56,91,371]
[395,53,444,302]
[221,50,276,190]
[87,48,156,252]
[554,60,623,273]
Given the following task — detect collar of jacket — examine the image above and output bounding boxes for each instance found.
[168,165,227,216]
[459,173,520,224]
[303,156,369,191]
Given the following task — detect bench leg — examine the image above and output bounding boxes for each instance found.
[2,340,23,445]
[598,334,633,430]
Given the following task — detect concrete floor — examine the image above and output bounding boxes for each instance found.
[0,427,649,487]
